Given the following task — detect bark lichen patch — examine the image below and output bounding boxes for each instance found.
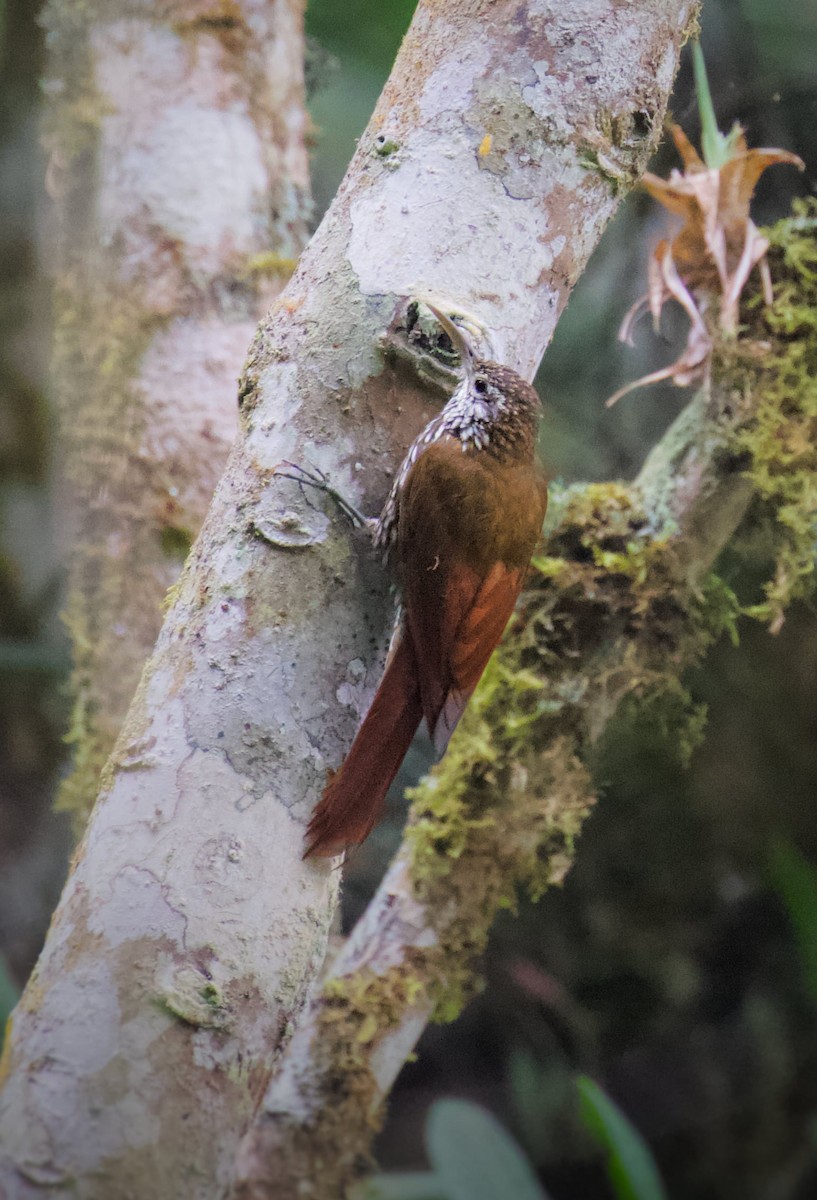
[294,246,385,397]
[415,28,492,125]
[468,83,558,201]
[367,5,471,138]
[347,126,554,348]
[249,510,328,551]
[157,963,231,1029]
[88,19,277,277]
[372,134,402,169]
[86,865,189,953]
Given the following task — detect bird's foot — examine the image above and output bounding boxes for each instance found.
[274,461,375,532]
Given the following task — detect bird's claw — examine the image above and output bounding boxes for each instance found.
[274,460,373,531]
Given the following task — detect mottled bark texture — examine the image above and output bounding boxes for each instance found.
[0,0,695,1197]
[44,0,310,826]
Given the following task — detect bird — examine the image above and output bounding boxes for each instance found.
[304,298,548,858]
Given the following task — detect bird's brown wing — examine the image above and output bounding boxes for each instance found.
[395,437,541,753]
[430,561,526,752]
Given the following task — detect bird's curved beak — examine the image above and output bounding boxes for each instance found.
[412,294,495,384]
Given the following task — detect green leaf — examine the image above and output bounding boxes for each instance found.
[426,1099,550,1200]
[769,839,817,1005]
[577,1076,666,1200]
[692,42,741,170]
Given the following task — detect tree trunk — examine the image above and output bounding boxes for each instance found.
[0,0,696,1195]
[45,0,310,828]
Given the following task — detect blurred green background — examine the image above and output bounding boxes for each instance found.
[1,1,817,1196]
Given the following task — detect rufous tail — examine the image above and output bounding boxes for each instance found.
[304,635,423,858]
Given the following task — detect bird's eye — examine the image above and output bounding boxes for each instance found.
[474,378,487,394]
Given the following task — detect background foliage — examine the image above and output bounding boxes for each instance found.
[1,1,816,1196]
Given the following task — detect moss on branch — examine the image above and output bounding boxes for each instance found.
[735,199,817,628]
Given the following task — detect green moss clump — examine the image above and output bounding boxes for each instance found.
[320,965,426,1062]
[404,646,595,1020]
[523,482,690,666]
[55,690,109,828]
[290,963,433,1181]
[406,657,548,883]
[373,137,400,158]
[734,199,817,628]
[0,1016,15,1089]
[55,587,121,829]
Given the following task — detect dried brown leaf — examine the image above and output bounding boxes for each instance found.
[608,123,804,405]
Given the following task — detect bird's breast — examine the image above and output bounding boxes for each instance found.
[394,434,547,582]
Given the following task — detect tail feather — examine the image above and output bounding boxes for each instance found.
[304,635,422,858]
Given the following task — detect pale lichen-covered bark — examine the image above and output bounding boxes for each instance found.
[44,0,310,826]
[0,0,696,1196]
